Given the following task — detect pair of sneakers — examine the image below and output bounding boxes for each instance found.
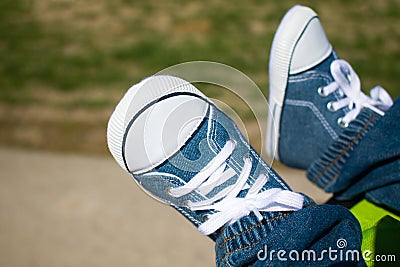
[107,3,391,256]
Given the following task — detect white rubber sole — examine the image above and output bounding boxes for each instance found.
[266,5,317,160]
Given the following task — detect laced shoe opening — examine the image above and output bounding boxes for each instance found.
[317,59,393,126]
[168,140,304,235]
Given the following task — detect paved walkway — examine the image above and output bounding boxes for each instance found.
[0,148,330,267]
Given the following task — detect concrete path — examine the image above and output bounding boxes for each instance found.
[0,148,330,267]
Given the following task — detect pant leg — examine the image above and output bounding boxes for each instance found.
[307,97,400,212]
[215,204,364,266]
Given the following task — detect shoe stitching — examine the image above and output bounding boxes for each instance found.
[174,205,202,226]
[208,108,257,187]
[222,109,288,190]
[212,121,287,191]
[209,107,252,182]
[313,112,376,186]
[208,106,289,190]
[237,127,289,190]
[289,72,344,105]
[144,176,205,203]
[288,71,331,83]
[176,106,293,236]
[289,71,351,113]
[285,99,339,139]
[206,105,218,156]
[141,175,205,225]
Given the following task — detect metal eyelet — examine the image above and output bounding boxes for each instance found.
[165,186,172,196]
[337,117,349,128]
[317,86,327,97]
[243,154,252,163]
[230,139,237,147]
[263,173,270,182]
[202,214,210,222]
[180,200,190,209]
[327,102,336,112]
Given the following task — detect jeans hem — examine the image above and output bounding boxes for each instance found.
[306,108,382,193]
[215,211,293,267]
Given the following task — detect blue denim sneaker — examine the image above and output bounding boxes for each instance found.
[266,5,393,169]
[107,75,307,240]
[107,76,366,267]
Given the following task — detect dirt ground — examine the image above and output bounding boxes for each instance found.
[0,147,330,267]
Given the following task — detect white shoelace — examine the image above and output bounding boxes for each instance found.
[168,140,304,236]
[318,59,393,127]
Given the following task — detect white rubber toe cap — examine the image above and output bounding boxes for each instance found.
[107,75,209,173]
[289,7,332,74]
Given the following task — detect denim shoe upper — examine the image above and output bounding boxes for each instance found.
[134,102,308,237]
[107,75,308,241]
[280,55,392,170]
[269,5,393,170]
[279,51,344,168]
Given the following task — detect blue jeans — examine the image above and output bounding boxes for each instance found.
[215,99,400,266]
[307,97,400,212]
[216,204,363,266]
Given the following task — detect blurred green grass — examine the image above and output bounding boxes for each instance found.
[0,0,399,154]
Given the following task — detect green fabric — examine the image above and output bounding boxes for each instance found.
[350,199,400,266]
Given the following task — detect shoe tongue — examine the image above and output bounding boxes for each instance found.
[155,110,231,184]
